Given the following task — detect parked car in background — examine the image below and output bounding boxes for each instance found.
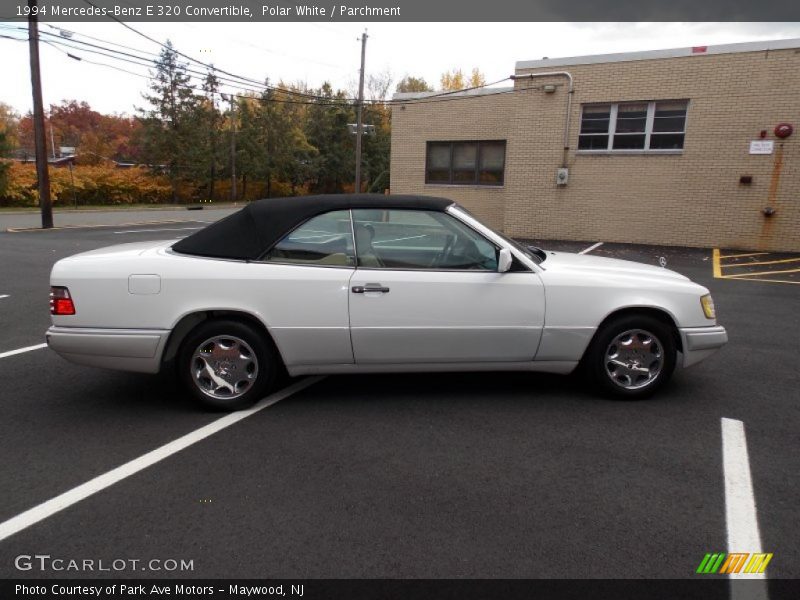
[47,194,727,409]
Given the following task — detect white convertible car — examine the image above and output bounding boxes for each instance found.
[47,194,727,409]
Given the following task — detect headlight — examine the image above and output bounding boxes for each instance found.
[701,294,716,319]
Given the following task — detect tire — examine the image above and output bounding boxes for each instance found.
[583,314,677,399]
[178,319,277,410]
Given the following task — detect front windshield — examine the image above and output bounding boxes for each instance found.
[451,204,545,264]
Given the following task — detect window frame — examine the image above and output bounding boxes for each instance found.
[255,208,506,273]
[577,100,689,154]
[350,208,503,273]
[425,140,506,186]
[257,210,356,269]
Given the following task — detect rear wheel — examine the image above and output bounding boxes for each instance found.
[178,319,277,410]
[584,314,677,399]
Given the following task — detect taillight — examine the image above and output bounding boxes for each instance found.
[50,286,76,315]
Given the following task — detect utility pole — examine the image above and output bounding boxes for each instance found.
[221,93,237,201]
[354,31,367,194]
[28,0,53,228]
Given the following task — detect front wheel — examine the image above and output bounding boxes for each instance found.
[178,319,277,410]
[584,315,677,399]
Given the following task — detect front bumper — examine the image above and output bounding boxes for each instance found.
[679,325,728,368]
[46,326,170,374]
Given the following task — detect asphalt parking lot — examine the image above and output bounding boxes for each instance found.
[0,215,797,584]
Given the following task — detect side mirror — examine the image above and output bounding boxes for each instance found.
[498,248,513,273]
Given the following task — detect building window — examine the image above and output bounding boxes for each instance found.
[578,100,688,152]
[425,141,506,185]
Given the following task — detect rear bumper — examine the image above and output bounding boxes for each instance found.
[679,325,728,368]
[46,326,169,374]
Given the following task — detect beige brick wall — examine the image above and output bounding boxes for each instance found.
[390,47,800,251]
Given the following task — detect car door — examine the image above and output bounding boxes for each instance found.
[348,208,545,364]
[257,210,355,366]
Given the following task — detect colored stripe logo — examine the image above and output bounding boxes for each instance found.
[696,552,773,574]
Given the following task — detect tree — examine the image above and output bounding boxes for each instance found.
[233,95,259,199]
[0,131,10,197]
[0,103,20,152]
[137,40,201,200]
[468,68,486,88]
[255,81,317,198]
[0,104,20,196]
[303,83,355,193]
[396,75,433,93]
[359,71,393,193]
[199,69,223,200]
[275,82,317,195]
[440,67,486,91]
[366,69,393,102]
[440,69,464,91]
[35,100,140,165]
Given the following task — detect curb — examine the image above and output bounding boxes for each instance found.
[0,204,242,216]
[6,219,208,233]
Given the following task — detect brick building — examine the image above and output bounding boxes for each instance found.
[390,38,799,251]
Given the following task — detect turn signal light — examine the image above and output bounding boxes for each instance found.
[50,286,76,315]
[700,294,716,320]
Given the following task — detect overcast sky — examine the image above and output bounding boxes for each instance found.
[2,21,800,115]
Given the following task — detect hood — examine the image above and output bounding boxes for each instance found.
[540,251,690,282]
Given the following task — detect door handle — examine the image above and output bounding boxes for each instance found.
[352,284,390,294]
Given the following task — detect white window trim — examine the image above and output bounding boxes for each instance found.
[577,100,688,154]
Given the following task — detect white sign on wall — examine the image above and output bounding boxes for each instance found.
[749,140,774,155]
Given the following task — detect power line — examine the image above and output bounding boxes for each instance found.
[79,0,317,96]
[39,31,272,91]
[4,25,517,109]
[2,30,360,108]
[4,27,269,98]
[75,2,440,105]
[8,18,515,107]
[177,20,350,72]
[43,23,170,60]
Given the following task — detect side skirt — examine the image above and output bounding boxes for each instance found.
[287,361,578,376]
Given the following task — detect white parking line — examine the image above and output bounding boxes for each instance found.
[0,343,48,359]
[578,242,603,255]
[0,376,324,543]
[113,227,204,234]
[721,417,769,599]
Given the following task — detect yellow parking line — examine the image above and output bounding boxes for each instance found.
[719,252,769,260]
[722,257,800,269]
[718,277,800,286]
[726,267,800,278]
[712,249,722,278]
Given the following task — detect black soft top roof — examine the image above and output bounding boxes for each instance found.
[171,193,454,260]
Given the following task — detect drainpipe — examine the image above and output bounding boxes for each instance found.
[510,71,574,168]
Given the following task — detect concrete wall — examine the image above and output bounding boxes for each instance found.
[390,46,800,251]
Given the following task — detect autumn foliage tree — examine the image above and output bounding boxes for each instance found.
[395,76,434,93]
[14,101,141,164]
[0,103,21,196]
[440,68,486,91]
[1,39,395,205]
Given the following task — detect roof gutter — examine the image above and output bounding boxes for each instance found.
[510,71,574,168]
